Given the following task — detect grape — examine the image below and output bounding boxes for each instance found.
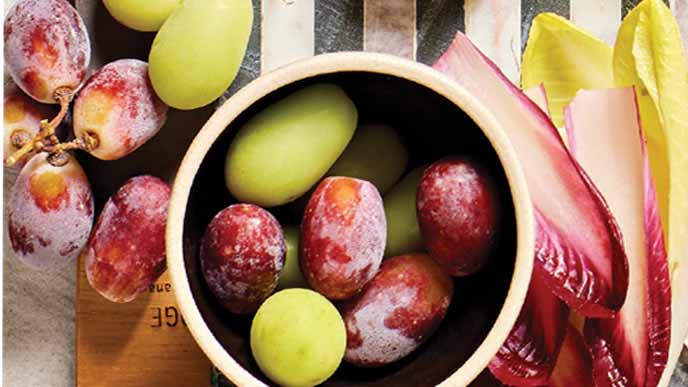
[301,177,386,300]
[103,0,181,32]
[148,0,253,109]
[417,157,501,276]
[277,225,307,289]
[200,204,285,314]
[4,0,90,104]
[341,253,453,366]
[384,166,425,257]
[85,176,170,303]
[73,59,168,160]
[225,84,358,207]
[8,153,94,270]
[251,289,346,387]
[328,124,408,194]
[4,83,55,168]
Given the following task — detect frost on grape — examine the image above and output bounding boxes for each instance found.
[416,157,500,276]
[200,204,286,314]
[301,177,387,300]
[73,59,168,160]
[341,254,452,367]
[85,176,170,303]
[4,0,90,103]
[345,286,419,365]
[8,153,93,270]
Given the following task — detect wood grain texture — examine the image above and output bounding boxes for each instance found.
[364,0,416,59]
[221,0,262,103]
[261,0,314,73]
[670,0,688,56]
[465,0,521,82]
[315,0,363,53]
[76,263,211,387]
[571,0,621,45]
[417,0,464,64]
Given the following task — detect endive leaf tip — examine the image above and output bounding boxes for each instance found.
[529,11,609,46]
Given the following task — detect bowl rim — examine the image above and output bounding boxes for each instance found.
[166,51,535,387]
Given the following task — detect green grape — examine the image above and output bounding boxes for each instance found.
[251,289,346,387]
[278,226,307,289]
[225,84,357,207]
[148,0,253,109]
[384,166,426,257]
[327,124,407,194]
[103,0,181,32]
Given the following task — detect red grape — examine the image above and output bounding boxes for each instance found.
[200,204,286,314]
[85,176,170,303]
[8,153,94,270]
[3,82,55,168]
[341,253,453,367]
[300,177,386,300]
[73,59,168,160]
[417,157,501,276]
[4,0,90,104]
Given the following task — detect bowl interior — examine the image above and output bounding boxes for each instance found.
[182,71,514,386]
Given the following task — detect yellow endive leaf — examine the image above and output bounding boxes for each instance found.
[614,0,688,268]
[614,2,669,236]
[522,13,613,129]
[614,1,688,385]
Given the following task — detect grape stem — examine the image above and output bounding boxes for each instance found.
[4,88,73,167]
[47,87,72,132]
[49,132,99,153]
[43,132,100,166]
[4,120,58,166]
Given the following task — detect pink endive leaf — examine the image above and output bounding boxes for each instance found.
[487,82,568,387]
[565,87,671,387]
[433,32,628,318]
[642,154,672,387]
[488,273,569,386]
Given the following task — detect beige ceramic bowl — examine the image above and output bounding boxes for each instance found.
[166,52,535,387]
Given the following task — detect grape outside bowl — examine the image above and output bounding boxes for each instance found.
[166,52,535,387]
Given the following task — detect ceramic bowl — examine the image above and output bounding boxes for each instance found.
[166,52,535,387]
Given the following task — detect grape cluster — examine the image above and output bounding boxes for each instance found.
[4,0,168,166]
[4,0,175,302]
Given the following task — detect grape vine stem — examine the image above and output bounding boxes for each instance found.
[4,88,74,167]
[44,132,100,166]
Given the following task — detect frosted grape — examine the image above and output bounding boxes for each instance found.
[8,153,94,270]
[73,59,168,160]
[4,0,90,104]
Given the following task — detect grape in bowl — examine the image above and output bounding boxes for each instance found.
[166,53,535,387]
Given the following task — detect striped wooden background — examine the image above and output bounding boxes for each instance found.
[223,0,687,96]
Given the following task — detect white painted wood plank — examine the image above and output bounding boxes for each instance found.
[464,0,521,82]
[261,0,315,73]
[363,0,416,60]
[570,0,621,46]
[670,0,688,56]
